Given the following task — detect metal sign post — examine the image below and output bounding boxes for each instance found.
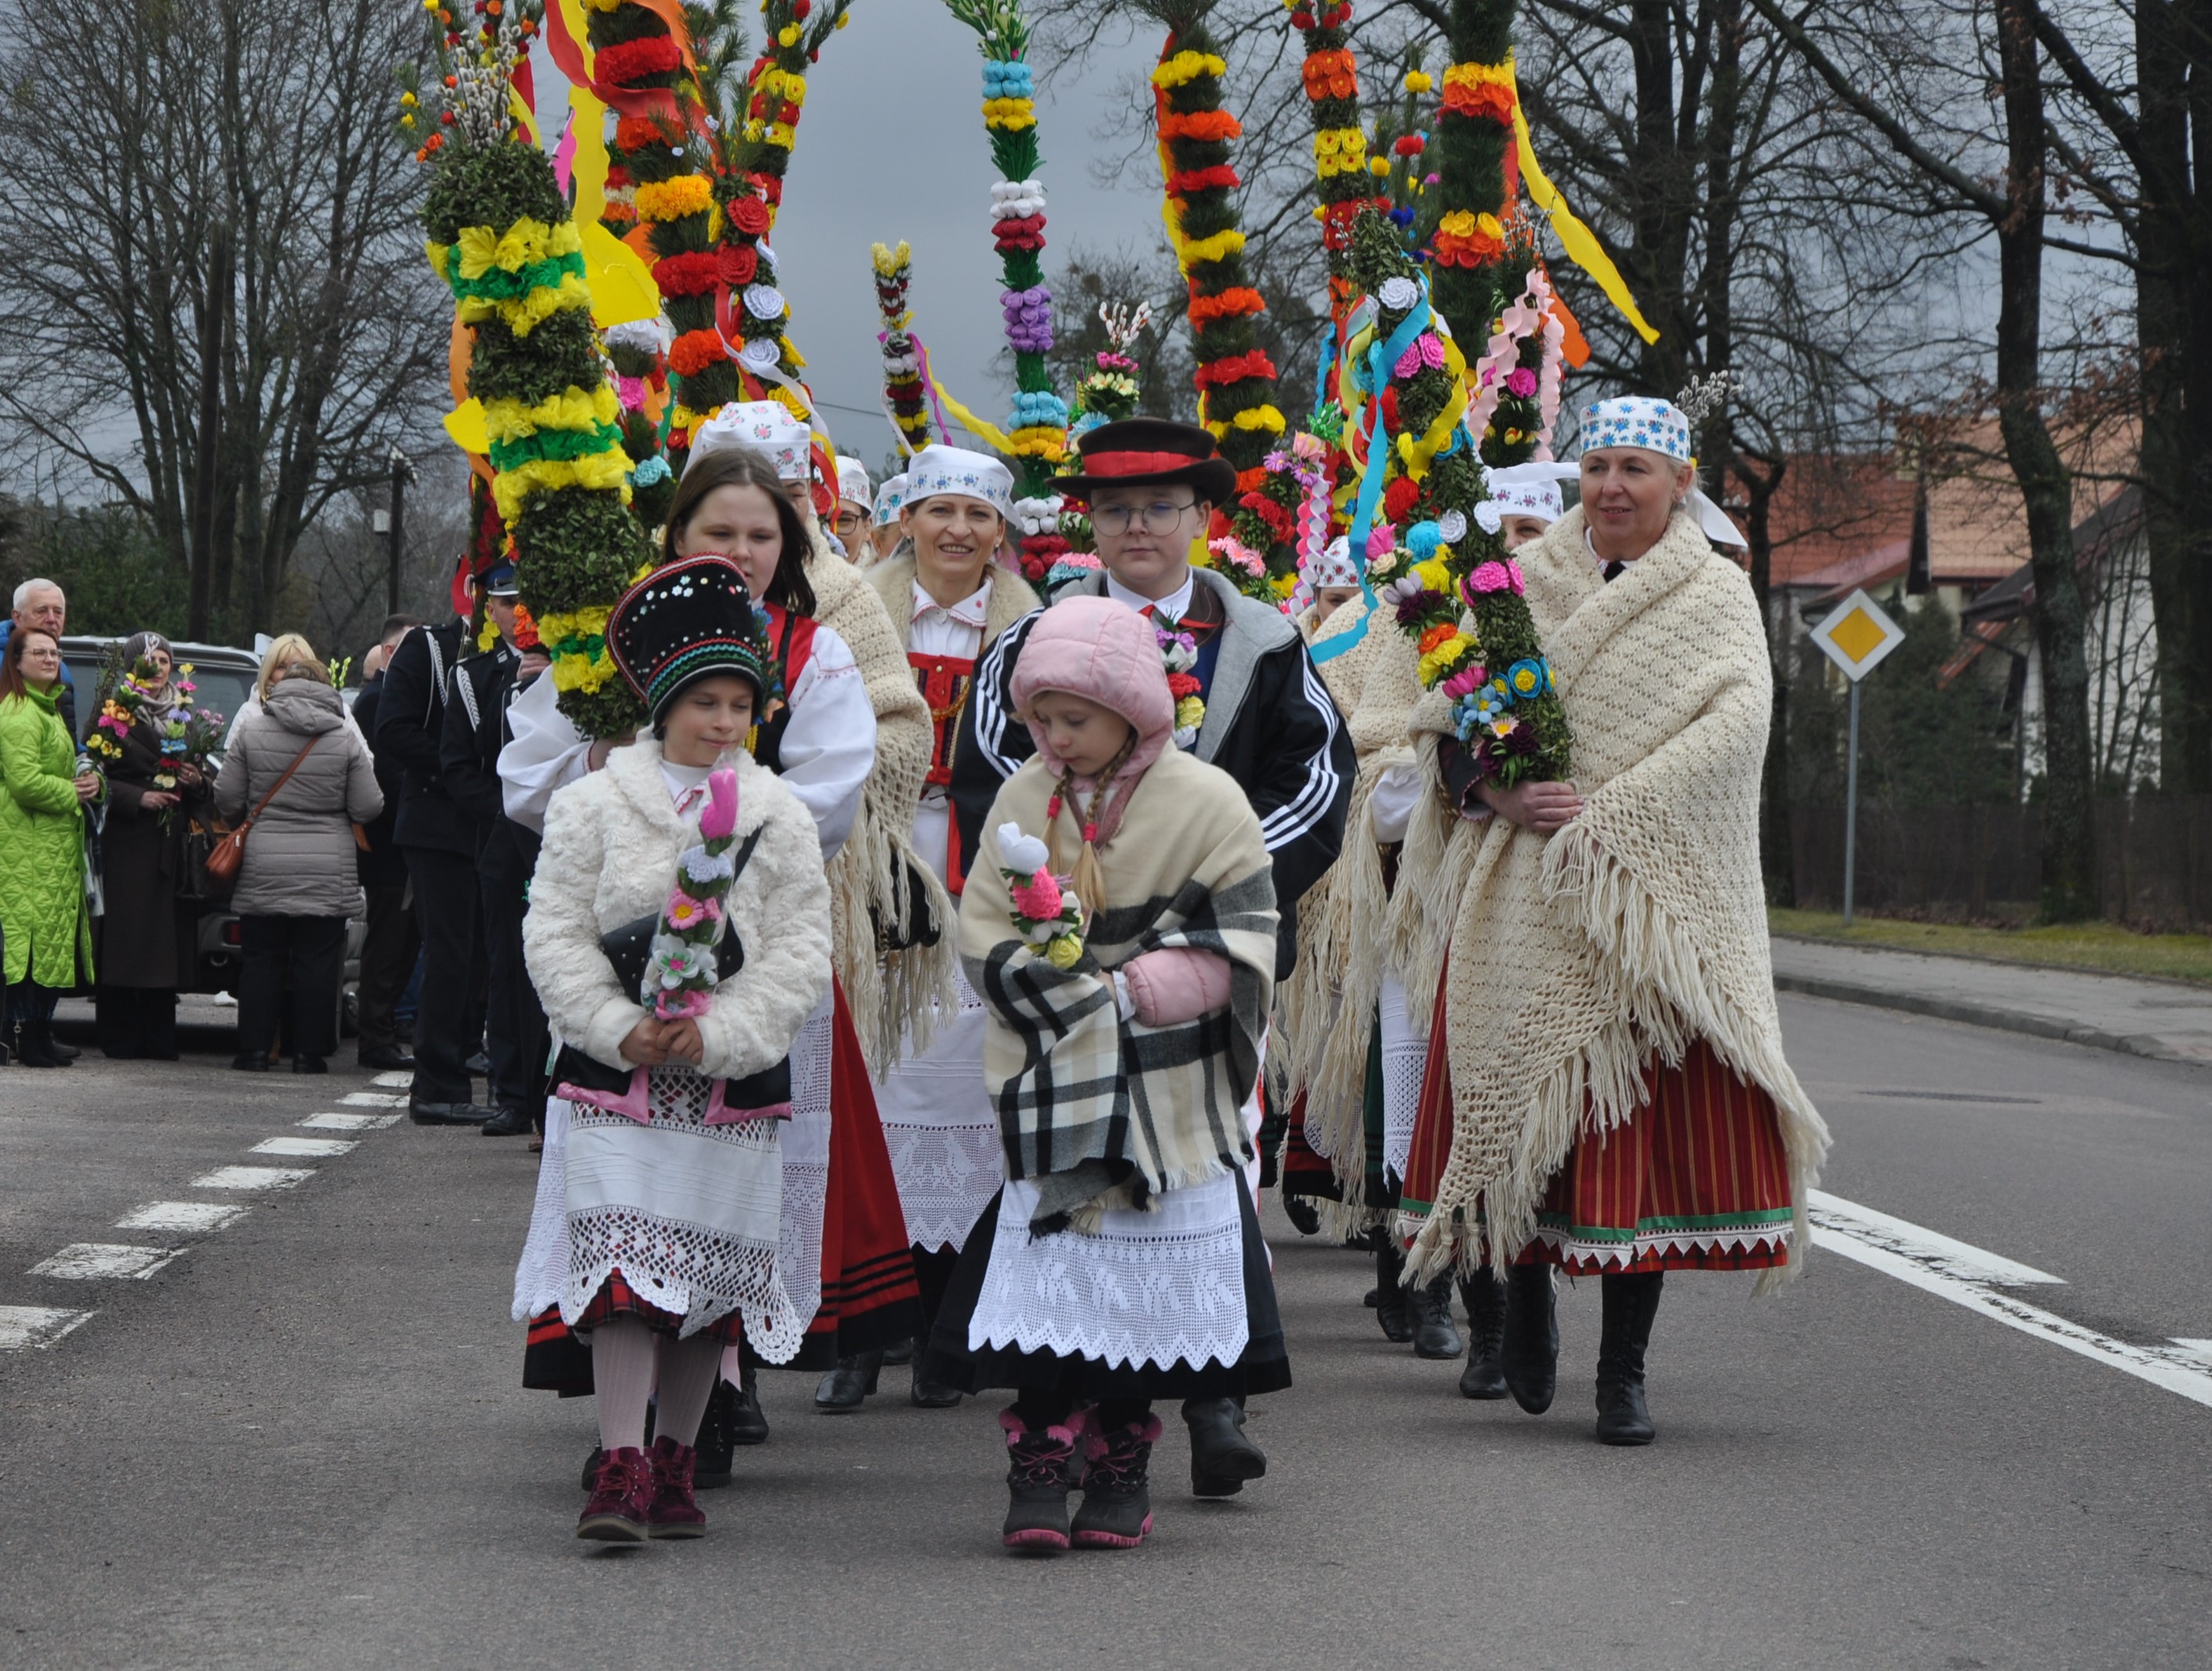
[1808,588,1907,928]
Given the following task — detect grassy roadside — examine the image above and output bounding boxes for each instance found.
[1768,908,2212,986]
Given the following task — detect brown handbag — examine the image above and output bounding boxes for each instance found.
[203,735,322,885]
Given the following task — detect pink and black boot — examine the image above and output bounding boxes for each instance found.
[999,1406,1084,1554]
[1070,1412,1162,1550]
[576,1446,653,1543]
[646,1435,707,1538]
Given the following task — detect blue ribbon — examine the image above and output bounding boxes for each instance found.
[1312,279,1433,668]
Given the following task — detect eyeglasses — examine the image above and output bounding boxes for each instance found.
[830,509,865,536]
[1088,500,1199,537]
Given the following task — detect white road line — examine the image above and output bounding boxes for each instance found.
[1810,1204,2212,1410]
[300,1112,399,1131]
[28,1244,182,1281]
[251,1137,358,1159]
[339,1091,410,1109]
[371,1071,414,1089]
[2163,1339,2212,1371]
[116,1202,247,1233]
[0,1306,95,1349]
[190,1166,315,1191]
[1807,1191,2063,1285]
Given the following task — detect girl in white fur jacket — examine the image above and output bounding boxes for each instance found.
[525,555,832,1544]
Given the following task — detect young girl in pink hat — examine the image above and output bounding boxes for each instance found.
[923,596,1287,1555]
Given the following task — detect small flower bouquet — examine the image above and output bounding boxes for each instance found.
[645,767,743,1019]
[1155,623,1206,749]
[997,821,1084,969]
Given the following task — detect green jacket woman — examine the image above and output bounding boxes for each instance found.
[1,624,96,1066]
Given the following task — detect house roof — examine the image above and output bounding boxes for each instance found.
[1764,420,2137,603]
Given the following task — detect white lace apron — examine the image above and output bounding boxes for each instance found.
[509,997,834,1364]
[874,964,1002,1252]
[967,1170,1250,1372]
[559,1063,799,1353]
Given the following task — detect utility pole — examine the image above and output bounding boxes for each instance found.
[385,444,415,615]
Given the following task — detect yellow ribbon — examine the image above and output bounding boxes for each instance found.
[928,378,1020,455]
[1512,96,1658,343]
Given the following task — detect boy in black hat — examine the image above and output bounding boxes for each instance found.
[949,415,1354,1498]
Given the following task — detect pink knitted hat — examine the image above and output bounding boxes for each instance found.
[1011,597,1175,840]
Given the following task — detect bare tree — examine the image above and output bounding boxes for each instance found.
[0,0,444,640]
[1746,0,2102,919]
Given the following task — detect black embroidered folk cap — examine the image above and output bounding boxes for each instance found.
[606,555,782,725]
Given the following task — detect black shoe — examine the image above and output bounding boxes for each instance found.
[882,1336,915,1366]
[357,1044,414,1070]
[813,1351,882,1412]
[480,1105,532,1137]
[230,1051,273,1073]
[580,1445,604,1493]
[728,1359,770,1446]
[910,1374,964,1409]
[49,1036,79,1062]
[1409,1273,1463,1360]
[291,1055,328,1074]
[1458,1268,1509,1399]
[1282,1195,1322,1236]
[1183,1396,1265,1498]
[1594,1271,1663,1445]
[1375,1241,1412,1343]
[1361,1286,1380,1308]
[694,1378,739,1489]
[1500,1263,1559,1415]
[14,1024,63,1068]
[409,1099,495,1127]
[464,1050,491,1076]
[1071,1413,1160,1549]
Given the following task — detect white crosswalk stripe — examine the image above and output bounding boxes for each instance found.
[27,1245,182,1281]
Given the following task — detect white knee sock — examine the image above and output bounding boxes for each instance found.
[591,1320,658,1454]
[654,1332,725,1449]
[718,1341,744,1389]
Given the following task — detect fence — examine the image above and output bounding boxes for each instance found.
[1788,796,2212,929]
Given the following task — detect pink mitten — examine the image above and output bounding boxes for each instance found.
[1120,947,1233,1027]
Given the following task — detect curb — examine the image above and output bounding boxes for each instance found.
[1771,973,2202,1068]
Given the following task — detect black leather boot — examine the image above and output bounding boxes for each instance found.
[729,1350,769,1445]
[813,1349,883,1413]
[1374,1240,1412,1342]
[693,1378,739,1489]
[1594,1271,1663,1445]
[1457,1268,1508,1399]
[1182,1396,1266,1497]
[1409,1273,1462,1359]
[1498,1263,1559,1414]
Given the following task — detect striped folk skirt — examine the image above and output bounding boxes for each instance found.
[1403,976,1793,1275]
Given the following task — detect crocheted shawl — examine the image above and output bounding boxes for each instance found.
[1393,506,1829,1292]
[803,534,952,1072]
[962,747,1279,1234]
[1279,595,1425,1231]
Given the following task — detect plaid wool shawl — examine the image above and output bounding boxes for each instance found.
[961,748,1279,1234]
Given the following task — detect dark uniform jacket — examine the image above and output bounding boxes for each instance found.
[440,641,539,879]
[373,619,474,856]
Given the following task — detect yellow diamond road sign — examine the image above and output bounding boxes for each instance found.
[1811,588,1905,682]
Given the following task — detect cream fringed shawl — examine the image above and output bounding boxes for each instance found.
[803,534,953,1073]
[1278,596,1423,1230]
[1394,506,1829,1292]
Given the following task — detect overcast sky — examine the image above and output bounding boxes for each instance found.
[534,14,1174,483]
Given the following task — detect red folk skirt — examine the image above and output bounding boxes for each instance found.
[1401,972,1793,1275]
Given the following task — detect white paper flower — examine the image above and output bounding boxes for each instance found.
[737,336,783,371]
[1437,509,1468,543]
[743,285,786,321]
[1378,276,1420,312]
[1473,501,1503,535]
[998,822,1052,875]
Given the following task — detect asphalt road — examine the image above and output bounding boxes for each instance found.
[0,994,2206,1669]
